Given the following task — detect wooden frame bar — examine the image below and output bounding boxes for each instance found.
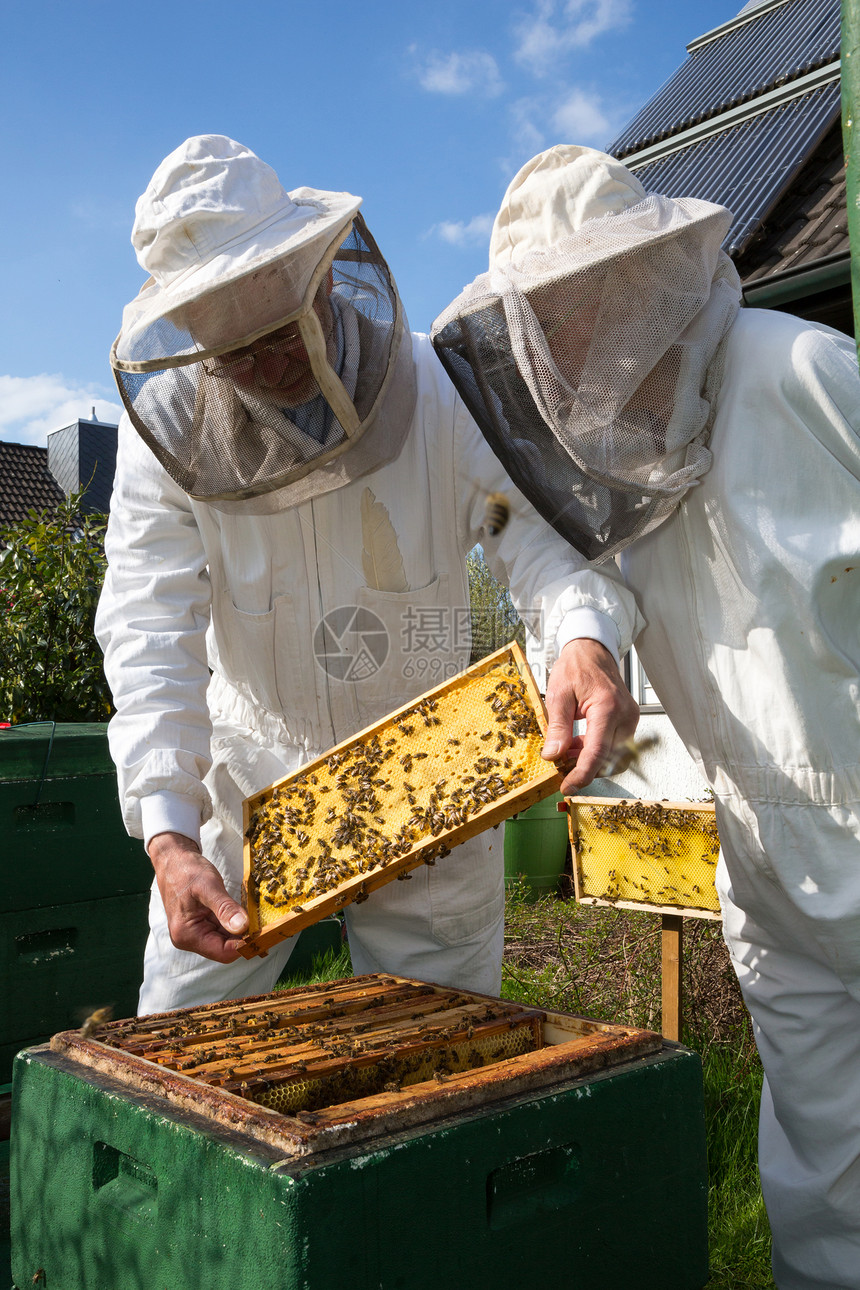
[661,914,684,1043]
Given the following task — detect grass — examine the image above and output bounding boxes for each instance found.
[703,1040,774,1288]
[280,885,775,1288]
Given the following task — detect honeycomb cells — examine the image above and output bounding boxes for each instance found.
[573,801,720,913]
[246,658,546,925]
[95,978,543,1117]
[254,1025,536,1114]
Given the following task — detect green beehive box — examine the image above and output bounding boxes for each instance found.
[0,895,149,1077]
[10,980,710,1290]
[0,724,151,911]
[0,1118,9,1290]
[0,725,152,1081]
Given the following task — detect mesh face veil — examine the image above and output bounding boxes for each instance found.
[111,138,415,513]
[431,151,742,563]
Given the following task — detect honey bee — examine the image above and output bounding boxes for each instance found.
[79,1005,114,1039]
[482,491,510,537]
[598,733,660,777]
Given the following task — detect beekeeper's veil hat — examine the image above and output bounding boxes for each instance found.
[111,135,415,512]
[432,145,741,561]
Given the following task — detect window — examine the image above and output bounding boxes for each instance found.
[625,645,664,712]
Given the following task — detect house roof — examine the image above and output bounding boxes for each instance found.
[734,120,849,279]
[0,441,65,527]
[48,419,118,515]
[612,0,840,158]
[621,76,841,260]
[606,0,847,317]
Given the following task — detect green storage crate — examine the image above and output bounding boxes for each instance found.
[0,724,150,912]
[10,1038,709,1290]
[504,792,570,899]
[0,1138,8,1290]
[1,1083,9,1290]
[0,725,152,1082]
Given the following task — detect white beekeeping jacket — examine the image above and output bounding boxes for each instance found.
[621,308,860,831]
[96,334,644,844]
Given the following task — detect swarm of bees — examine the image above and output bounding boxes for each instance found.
[245,659,548,927]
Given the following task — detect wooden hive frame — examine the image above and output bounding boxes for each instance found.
[49,974,662,1159]
[239,643,562,958]
[566,797,720,919]
[564,797,721,1043]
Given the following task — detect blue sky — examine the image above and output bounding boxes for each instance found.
[1,0,738,445]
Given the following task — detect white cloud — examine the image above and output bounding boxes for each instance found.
[514,0,633,77]
[428,213,495,248]
[503,88,615,168]
[551,88,613,144]
[509,98,547,158]
[414,48,504,97]
[0,374,122,447]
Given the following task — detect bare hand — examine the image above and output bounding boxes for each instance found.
[147,832,249,962]
[541,638,640,794]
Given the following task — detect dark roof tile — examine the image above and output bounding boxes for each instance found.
[734,121,850,279]
[0,441,66,527]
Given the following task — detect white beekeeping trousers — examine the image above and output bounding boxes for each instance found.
[717,795,860,1290]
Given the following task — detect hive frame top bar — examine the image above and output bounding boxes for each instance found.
[239,642,562,957]
[47,974,661,1160]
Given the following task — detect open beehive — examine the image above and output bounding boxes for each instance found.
[239,643,561,957]
[567,798,720,918]
[48,974,662,1157]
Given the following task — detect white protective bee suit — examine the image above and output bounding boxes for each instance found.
[433,145,860,1290]
[623,306,860,1290]
[96,137,642,1017]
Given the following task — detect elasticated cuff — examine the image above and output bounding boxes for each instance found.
[555,607,621,666]
[141,791,203,853]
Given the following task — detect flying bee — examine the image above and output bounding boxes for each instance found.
[482,491,510,537]
[598,733,661,778]
[79,1005,114,1039]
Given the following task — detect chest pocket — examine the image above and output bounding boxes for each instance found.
[214,589,306,722]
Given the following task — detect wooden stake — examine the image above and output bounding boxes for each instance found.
[661,914,683,1042]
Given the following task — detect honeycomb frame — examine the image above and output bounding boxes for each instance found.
[568,797,721,920]
[238,643,562,958]
[49,974,663,1157]
[77,977,542,1114]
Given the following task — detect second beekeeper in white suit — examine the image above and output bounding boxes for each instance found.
[96,135,642,1016]
[432,144,860,1290]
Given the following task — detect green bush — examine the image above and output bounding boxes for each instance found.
[0,490,112,722]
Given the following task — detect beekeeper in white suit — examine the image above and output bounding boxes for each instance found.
[96,135,643,1018]
[432,144,860,1290]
